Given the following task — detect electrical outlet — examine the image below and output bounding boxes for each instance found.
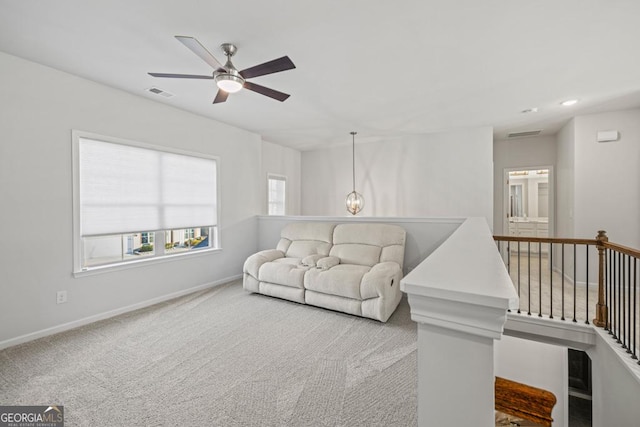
[56,290,67,304]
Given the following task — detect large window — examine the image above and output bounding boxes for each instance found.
[72,131,219,273]
[267,174,286,215]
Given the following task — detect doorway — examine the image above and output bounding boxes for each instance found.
[504,167,553,239]
[568,349,592,426]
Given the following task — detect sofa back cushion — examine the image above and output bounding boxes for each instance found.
[330,223,406,268]
[276,222,336,258]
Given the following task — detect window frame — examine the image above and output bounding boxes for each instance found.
[72,130,221,276]
[267,173,287,216]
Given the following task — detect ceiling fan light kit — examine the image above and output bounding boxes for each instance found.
[215,73,244,93]
[148,36,295,104]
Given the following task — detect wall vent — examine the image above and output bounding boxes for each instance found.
[507,130,543,138]
[146,87,175,98]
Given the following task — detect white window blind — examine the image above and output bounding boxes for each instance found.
[267,175,286,215]
[79,137,217,237]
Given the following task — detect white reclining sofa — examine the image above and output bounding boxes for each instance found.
[243,222,406,322]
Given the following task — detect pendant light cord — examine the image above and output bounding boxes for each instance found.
[351,131,357,192]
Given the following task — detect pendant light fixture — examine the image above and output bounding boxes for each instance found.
[346,131,364,215]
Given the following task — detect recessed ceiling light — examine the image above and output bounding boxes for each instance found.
[521,107,538,113]
[561,99,578,106]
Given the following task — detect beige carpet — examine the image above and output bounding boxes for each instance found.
[0,280,417,426]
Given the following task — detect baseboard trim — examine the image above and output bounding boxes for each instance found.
[550,265,598,288]
[0,274,242,350]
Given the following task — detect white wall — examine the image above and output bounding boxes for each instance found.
[556,121,575,240]
[261,140,301,215]
[495,336,568,426]
[554,110,640,283]
[556,109,640,246]
[589,329,640,425]
[493,135,557,234]
[0,52,267,346]
[573,109,640,249]
[301,128,494,226]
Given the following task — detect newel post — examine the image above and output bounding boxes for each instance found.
[400,218,517,426]
[594,230,608,328]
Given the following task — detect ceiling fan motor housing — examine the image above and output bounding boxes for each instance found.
[220,43,238,57]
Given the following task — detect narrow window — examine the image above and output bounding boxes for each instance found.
[267,174,286,215]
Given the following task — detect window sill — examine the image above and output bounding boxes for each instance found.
[73,247,222,278]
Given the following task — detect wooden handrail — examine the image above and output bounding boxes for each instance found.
[603,240,640,259]
[493,235,597,246]
[495,376,556,427]
[493,233,640,258]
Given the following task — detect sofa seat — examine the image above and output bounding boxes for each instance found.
[243,222,406,322]
[259,259,310,289]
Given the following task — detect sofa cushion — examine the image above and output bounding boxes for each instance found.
[304,264,371,300]
[275,222,335,258]
[329,244,381,267]
[286,240,332,259]
[330,223,406,268]
[259,259,309,288]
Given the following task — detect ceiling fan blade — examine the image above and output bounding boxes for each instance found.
[213,90,229,104]
[243,81,290,102]
[239,56,296,79]
[148,72,214,79]
[175,35,225,70]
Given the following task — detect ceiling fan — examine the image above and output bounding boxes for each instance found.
[149,35,295,104]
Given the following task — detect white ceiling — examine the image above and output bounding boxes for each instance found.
[1,0,639,151]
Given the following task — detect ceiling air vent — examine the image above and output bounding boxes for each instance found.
[146,87,175,98]
[507,130,542,138]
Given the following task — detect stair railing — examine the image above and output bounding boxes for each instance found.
[494,231,640,363]
[493,234,597,323]
[601,236,640,361]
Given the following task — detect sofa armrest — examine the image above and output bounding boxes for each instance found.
[301,254,326,267]
[360,262,403,299]
[243,249,284,278]
[316,256,341,270]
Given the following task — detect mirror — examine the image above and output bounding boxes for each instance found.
[509,183,524,217]
[508,170,549,220]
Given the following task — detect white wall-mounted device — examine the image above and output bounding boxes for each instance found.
[596,130,619,143]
